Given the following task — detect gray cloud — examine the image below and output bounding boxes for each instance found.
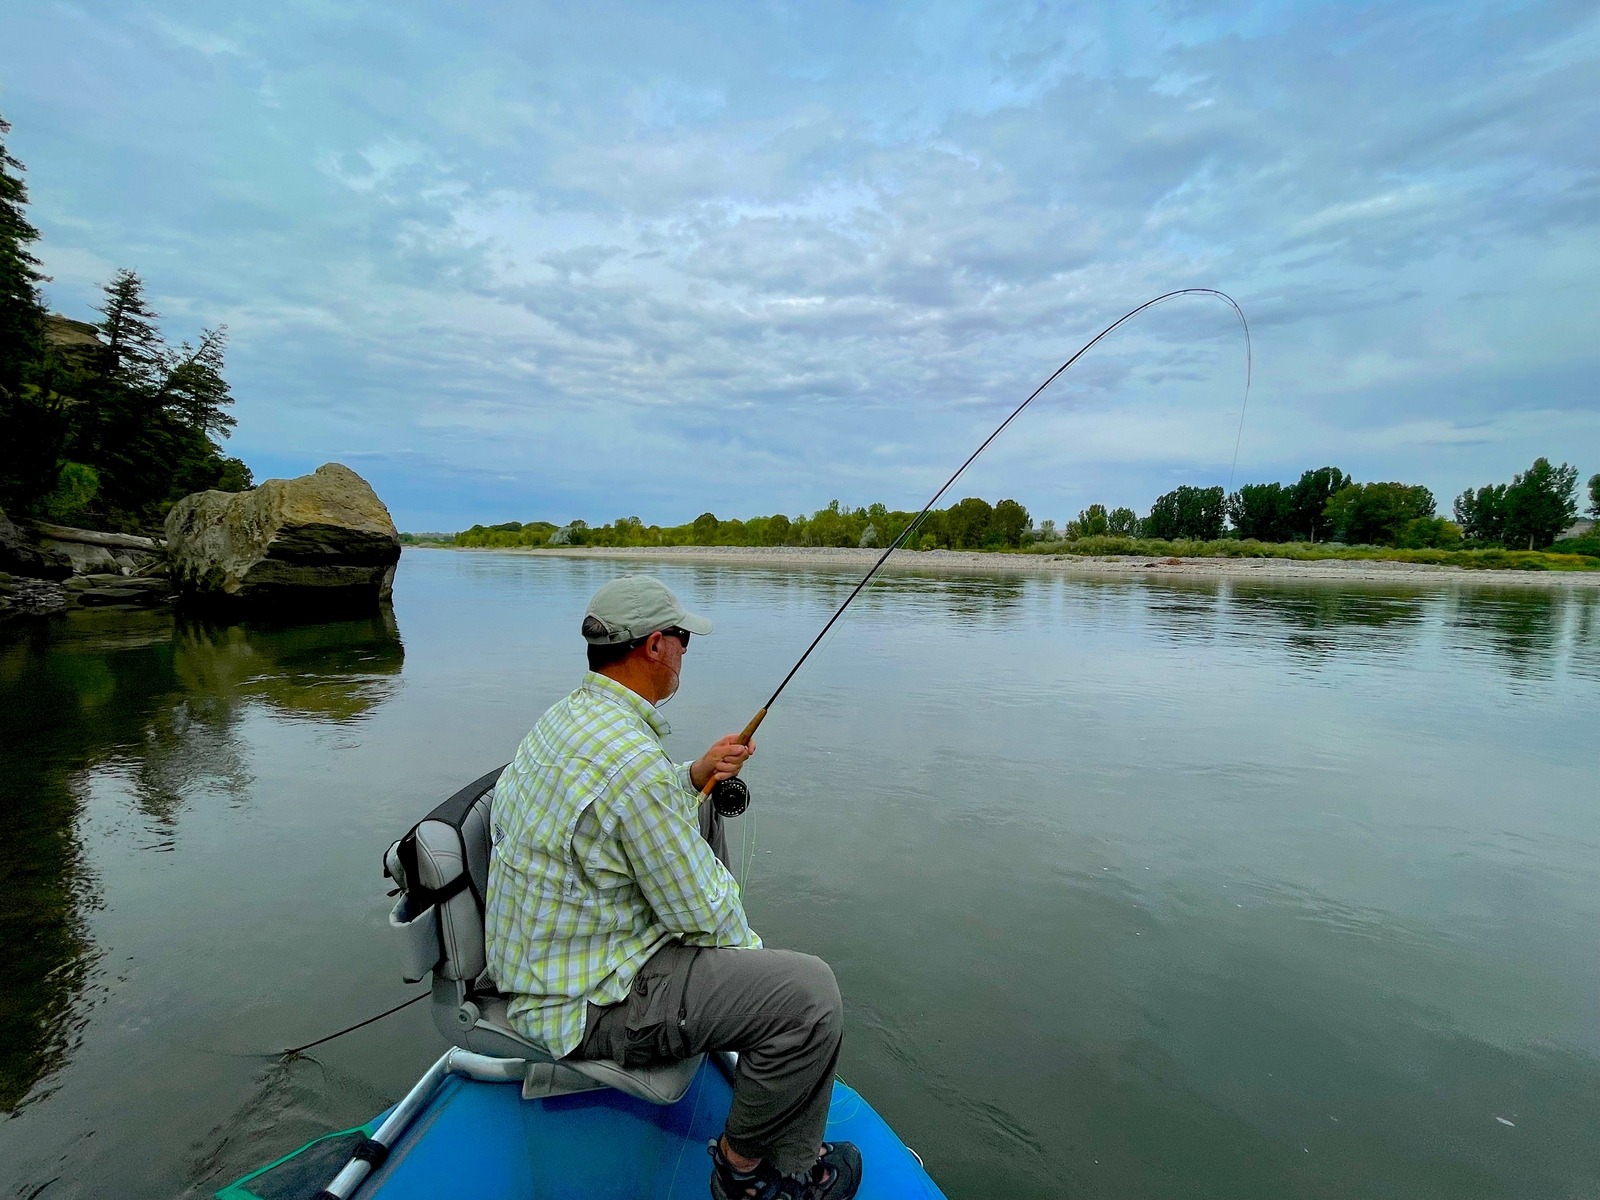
[1,0,1593,529]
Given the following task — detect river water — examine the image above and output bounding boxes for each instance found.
[0,550,1595,1199]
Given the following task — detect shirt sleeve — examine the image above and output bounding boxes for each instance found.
[616,756,761,950]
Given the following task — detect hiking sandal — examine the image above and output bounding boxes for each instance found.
[708,1139,863,1200]
[708,1139,786,1200]
[786,1141,863,1200]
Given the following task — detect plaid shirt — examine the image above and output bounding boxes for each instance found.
[485,671,760,1057]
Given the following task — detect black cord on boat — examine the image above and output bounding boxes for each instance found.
[761,288,1251,716]
[280,992,427,1057]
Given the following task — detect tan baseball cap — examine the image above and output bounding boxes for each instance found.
[581,575,714,645]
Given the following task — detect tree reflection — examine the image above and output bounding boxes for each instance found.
[1139,579,1225,646]
[0,607,404,1112]
[1444,587,1567,678]
[1569,591,1600,683]
[1221,581,1427,661]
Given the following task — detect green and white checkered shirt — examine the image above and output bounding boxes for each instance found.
[485,671,760,1058]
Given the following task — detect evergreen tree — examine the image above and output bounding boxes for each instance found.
[0,113,59,509]
[1585,473,1599,521]
[96,268,167,390]
[0,113,251,524]
[67,272,249,525]
[75,270,172,521]
[0,115,46,403]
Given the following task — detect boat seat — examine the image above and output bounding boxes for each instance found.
[386,765,703,1107]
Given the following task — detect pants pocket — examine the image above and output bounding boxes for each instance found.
[623,943,697,1064]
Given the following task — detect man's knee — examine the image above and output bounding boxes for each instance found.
[784,952,842,1040]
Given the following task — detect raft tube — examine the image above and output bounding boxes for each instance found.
[217,1050,946,1199]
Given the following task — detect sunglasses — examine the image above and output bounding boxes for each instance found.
[661,626,691,647]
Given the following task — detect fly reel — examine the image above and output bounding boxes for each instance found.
[710,776,750,818]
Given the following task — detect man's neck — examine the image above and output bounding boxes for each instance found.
[597,662,661,704]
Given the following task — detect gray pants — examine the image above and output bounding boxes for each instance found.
[571,799,843,1176]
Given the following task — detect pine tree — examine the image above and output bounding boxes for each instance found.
[96,268,167,391]
[71,270,168,520]
[0,114,46,402]
[0,114,250,524]
[0,113,61,509]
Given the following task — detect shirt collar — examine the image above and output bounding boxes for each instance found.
[580,670,671,739]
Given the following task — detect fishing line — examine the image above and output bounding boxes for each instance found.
[702,287,1251,787]
[277,991,427,1058]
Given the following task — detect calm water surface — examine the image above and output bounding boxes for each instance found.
[1,550,1596,1199]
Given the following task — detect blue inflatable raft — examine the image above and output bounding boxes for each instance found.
[216,1047,946,1199]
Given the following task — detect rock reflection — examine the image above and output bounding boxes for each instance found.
[0,607,405,1112]
[174,608,405,724]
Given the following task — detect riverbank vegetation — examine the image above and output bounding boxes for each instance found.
[1020,537,1599,572]
[442,458,1598,570]
[0,114,249,532]
[453,497,1034,553]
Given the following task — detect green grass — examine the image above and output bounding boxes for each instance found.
[1017,536,1600,572]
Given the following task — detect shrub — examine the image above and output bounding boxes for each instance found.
[1555,532,1600,558]
[41,462,99,522]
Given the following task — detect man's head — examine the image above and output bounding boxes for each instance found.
[582,575,713,702]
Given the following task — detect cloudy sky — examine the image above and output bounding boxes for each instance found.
[2,1,1595,531]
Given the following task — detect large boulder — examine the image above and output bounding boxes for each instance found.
[165,463,400,609]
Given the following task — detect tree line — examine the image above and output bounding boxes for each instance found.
[1064,459,1596,551]
[455,496,1036,551]
[0,114,248,531]
[454,457,1598,556]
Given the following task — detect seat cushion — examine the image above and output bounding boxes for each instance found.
[412,817,486,982]
[469,994,701,1106]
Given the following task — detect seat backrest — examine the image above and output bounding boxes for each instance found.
[385,765,505,985]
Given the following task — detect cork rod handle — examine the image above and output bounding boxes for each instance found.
[699,707,769,797]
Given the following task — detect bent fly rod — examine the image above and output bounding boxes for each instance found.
[702,287,1250,805]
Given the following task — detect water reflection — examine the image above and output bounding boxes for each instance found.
[1445,587,1568,678]
[1139,579,1225,646]
[1571,590,1600,682]
[0,608,405,1113]
[1224,582,1428,662]
[3,551,1598,1199]
[864,573,1027,626]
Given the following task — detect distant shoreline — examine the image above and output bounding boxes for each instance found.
[411,544,1600,589]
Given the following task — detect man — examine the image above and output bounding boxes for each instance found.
[485,574,862,1200]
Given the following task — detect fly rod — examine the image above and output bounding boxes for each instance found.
[703,287,1250,799]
